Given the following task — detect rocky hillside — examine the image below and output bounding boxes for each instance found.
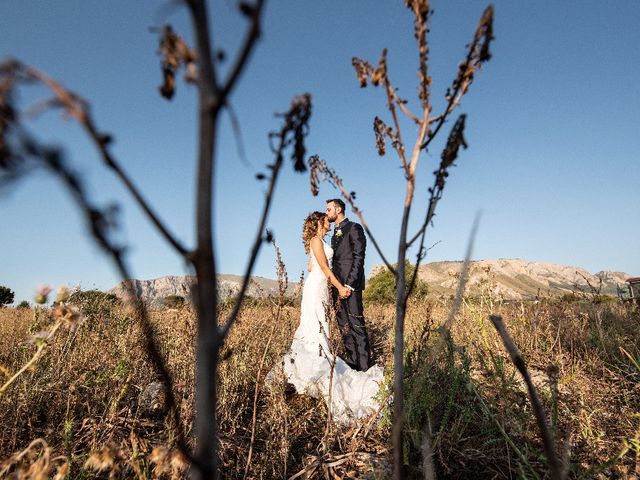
[110,274,296,307]
[111,260,633,306]
[370,259,631,300]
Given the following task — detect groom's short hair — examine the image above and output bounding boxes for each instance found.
[327,198,345,214]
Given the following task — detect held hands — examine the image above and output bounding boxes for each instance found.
[338,285,352,299]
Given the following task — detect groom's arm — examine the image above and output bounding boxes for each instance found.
[345,223,366,290]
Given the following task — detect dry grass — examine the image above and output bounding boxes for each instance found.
[0,292,638,478]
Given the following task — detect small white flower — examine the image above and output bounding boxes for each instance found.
[335,229,343,238]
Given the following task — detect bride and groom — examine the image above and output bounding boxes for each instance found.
[283,199,383,422]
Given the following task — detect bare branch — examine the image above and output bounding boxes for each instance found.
[389,87,421,124]
[186,0,220,95]
[421,5,493,150]
[308,154,396,276]
[489,315,564,480]
[220,0,265,100]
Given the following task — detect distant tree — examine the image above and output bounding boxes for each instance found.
[0,286,15,307]
[17,300,30,309]
[365,261,428,304]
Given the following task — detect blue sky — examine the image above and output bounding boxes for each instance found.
[1,1,639,304]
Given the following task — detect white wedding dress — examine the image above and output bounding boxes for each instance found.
[283,239,384,423]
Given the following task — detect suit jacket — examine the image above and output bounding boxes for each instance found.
[331,219,366,291]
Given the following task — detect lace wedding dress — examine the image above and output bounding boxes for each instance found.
[283,239,384,423]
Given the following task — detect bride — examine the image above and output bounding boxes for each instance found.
[283,211,384,423]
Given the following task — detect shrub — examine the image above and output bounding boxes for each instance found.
[68,289,120,322]
[364,261,428,304]
[16,300,30,309]
[163,295,186,309]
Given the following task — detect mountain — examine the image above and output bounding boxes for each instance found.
[110,274,296,307]
[370,259,632,300]
[111,260,633,306]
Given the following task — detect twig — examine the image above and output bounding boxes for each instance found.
[225,102,250,167]
[489,315,564,480]
[425,215,478,366]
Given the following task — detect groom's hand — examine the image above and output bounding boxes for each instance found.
[338,285,351,299]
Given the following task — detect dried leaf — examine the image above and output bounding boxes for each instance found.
[157,25,198,100]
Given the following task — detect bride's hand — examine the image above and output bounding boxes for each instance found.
[338,286,350,298]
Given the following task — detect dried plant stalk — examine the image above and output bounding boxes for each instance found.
[489,315,564,480]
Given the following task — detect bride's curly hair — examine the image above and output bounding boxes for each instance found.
[302,211,326,254]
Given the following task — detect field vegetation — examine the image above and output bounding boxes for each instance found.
[1,282,638,478]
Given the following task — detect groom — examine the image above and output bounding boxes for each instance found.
[326,198,372,372]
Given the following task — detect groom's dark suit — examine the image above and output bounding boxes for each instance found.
[331,218,371,371]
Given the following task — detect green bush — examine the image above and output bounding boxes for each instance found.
[364,261,428,304]
[68,289,120,322]
[17,300,30,309]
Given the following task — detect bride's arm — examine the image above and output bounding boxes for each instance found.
[310,238,349,297]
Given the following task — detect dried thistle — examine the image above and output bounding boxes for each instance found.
[272,237,288,299]
[406,0,432,108]
[448,6,494,101]
[149,446,189,480]
[352,57,374,88]
[431,114,466,192]
[271,93,312,172]
[352,49,388,88]
[84,444,122,476]
[55,286,71,303]
[157,25,198,100]
[0,439,68,479]
[34,285,52,305]
[373,116,393,156]
[52,302,82,330]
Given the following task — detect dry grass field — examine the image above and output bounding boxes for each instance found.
[0,290,638,478]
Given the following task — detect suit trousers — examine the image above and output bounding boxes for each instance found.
[333,289,371,371]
